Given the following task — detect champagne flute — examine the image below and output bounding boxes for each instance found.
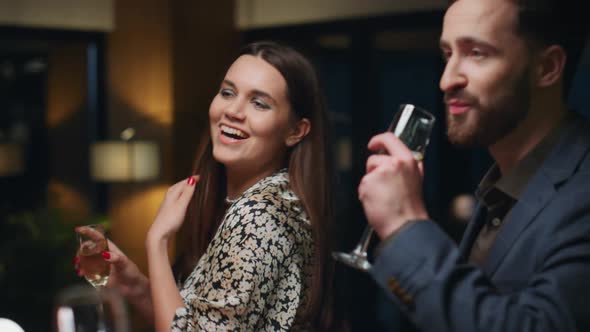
[332,104,435,271]
[76,223,110,288]
[75,224,111,331]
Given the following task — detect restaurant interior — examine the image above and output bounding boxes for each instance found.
[1,0,589,331]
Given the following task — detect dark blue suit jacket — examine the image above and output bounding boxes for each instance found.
[370,112,590,331]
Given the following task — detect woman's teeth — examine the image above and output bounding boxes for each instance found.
[221,125,248,139]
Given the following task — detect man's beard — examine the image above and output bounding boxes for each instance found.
[446,67,532,148]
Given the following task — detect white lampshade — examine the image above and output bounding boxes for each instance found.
[0,143,24,176]
[0,318,24,332]
[91,141,160,182]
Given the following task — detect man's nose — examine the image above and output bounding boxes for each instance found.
[439,57,467,93]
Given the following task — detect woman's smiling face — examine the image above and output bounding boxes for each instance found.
[209,54,295,174]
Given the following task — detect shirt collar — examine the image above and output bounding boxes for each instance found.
[477,112,571,201]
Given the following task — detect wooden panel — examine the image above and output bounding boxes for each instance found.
[237,0,446,29]
[0,0,114,31]
[171,0,239,178]
[106,0,174,277]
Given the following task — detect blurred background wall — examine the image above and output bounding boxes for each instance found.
[0,0,589,331]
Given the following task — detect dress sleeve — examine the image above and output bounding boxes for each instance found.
[171,198,302,331]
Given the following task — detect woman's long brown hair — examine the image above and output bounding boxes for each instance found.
[175,41,335,329]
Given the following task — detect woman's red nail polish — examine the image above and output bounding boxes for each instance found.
[74,257,79,264]
[187,176,196,186]
[102,251,111,259]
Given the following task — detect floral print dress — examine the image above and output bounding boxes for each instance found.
[171,170,314,331]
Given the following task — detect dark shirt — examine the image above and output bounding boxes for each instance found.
[468,114,570,267]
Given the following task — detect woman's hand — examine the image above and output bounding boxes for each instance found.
[145,176,198,332]
[74,238,154,321]
[102,241,154,321]
[146,175,199,244]
[102,241,148,296]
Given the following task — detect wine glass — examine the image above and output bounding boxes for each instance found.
[76,224,110,288]
[54,285,129,332]
[332,104,435,271]
[75,224,111,331]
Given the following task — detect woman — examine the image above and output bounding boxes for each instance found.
[77,41,334,331]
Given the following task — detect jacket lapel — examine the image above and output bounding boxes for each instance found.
[482,171,555,276]
[482,115,590,276]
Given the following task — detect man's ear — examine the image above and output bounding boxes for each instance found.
[285,118,311,147]
[535,45,566,88]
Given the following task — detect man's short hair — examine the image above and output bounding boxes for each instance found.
[448,0,589,93]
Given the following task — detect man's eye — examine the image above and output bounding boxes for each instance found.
[469,48,485,58]
[441,51,452,62]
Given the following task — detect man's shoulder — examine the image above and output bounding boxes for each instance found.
[549,112,590,163]
[567,111,590,133]
[568,113,590,167]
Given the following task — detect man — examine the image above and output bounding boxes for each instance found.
[359,0,590,330]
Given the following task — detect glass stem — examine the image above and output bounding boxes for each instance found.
[352,226,373,256]
[96,287,107,332]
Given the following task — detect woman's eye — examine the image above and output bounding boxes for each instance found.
[220,89,235,98]
[252,99,270,110]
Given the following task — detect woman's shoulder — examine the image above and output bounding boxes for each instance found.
[246,171,300,207]
[250,170,293,198]
[230,170,310,227]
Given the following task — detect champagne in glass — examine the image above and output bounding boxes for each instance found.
[77,224,110,288]
[332,103,435,271]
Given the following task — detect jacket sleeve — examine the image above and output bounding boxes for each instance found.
[370,220,590,332]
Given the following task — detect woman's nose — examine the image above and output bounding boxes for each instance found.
[223,100,246,120]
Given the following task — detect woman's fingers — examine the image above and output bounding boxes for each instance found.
[103,240,135,273]
[102,248,126,269]
[75,225,105,242]
[164,178,192,202]
[179,175,199,207]
[74,256,84,276]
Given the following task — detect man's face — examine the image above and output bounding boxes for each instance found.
[439,0,534,147]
